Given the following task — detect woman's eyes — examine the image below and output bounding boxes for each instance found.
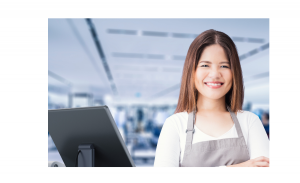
[199,65,229,68]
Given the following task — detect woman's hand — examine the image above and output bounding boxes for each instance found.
[227,156,269,167]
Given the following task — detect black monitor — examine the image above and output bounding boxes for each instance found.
[48,106,135,167]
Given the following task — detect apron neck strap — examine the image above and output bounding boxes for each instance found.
[186,106,244,138]
[226,106,243,138]
[187,110,195,132]
[184,111,195,155]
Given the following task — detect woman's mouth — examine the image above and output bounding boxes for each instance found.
[204,82,224,89]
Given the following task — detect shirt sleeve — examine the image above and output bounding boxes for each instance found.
[247,114,270,159]
[154,118,180,167]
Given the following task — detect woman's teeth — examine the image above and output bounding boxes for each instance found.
[206,83,222,86]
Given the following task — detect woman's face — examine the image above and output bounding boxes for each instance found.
[195,44,233,100]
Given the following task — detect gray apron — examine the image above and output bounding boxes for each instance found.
[180,106,250,167]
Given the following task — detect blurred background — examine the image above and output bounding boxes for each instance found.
[48,18,269,167]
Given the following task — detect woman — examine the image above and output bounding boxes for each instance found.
[154,29,269,167]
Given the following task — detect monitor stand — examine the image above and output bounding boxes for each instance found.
[76,143,95,167]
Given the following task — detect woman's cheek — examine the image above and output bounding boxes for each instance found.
[195,72,202,86]
[225,70,233,82]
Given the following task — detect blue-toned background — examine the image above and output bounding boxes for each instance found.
[48,18,269,167]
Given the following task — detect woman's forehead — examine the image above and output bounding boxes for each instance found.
[199,44,228,61]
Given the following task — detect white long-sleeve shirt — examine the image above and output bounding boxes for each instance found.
[154,111,269,167]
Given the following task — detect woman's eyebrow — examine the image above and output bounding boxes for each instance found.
[219,61,230,64]
[199,61,211,63]
[199,61,229,64]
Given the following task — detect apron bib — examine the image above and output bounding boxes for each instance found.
[180,106,250,167]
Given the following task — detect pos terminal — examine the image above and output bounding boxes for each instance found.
[48,106,135,167]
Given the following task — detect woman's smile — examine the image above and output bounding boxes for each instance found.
[204,81,224,89]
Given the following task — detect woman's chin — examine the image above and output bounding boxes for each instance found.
[201,94,226,101]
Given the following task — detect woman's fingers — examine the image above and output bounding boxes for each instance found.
[254,161,269,167]
[255,156,269,163]
[229,157,270,167]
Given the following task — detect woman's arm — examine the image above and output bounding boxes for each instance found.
[247,114,269,159]
[228,113,270,167]
[227,156,269,167]
[154,118,181,167]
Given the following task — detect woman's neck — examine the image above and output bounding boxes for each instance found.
[196,94,227,113]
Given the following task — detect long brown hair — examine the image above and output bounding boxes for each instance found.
[174,29,244,113]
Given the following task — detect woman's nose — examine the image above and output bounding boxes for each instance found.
[208,67,221,78]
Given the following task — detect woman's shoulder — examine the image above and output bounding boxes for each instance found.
[166,111,188,123]
[237,110,261,127]
[237,110,260,119]
[163,111,189,131]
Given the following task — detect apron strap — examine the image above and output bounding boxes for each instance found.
[226,106,243,138]
[184,110,195,155]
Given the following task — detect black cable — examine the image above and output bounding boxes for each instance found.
[75,150,81,167]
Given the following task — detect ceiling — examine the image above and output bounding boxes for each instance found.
[48,18,269,105]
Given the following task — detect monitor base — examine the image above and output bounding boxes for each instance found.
[77,143,95,167]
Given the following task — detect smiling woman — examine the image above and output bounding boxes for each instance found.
[176,30,244,114]
[154,29,269,167]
